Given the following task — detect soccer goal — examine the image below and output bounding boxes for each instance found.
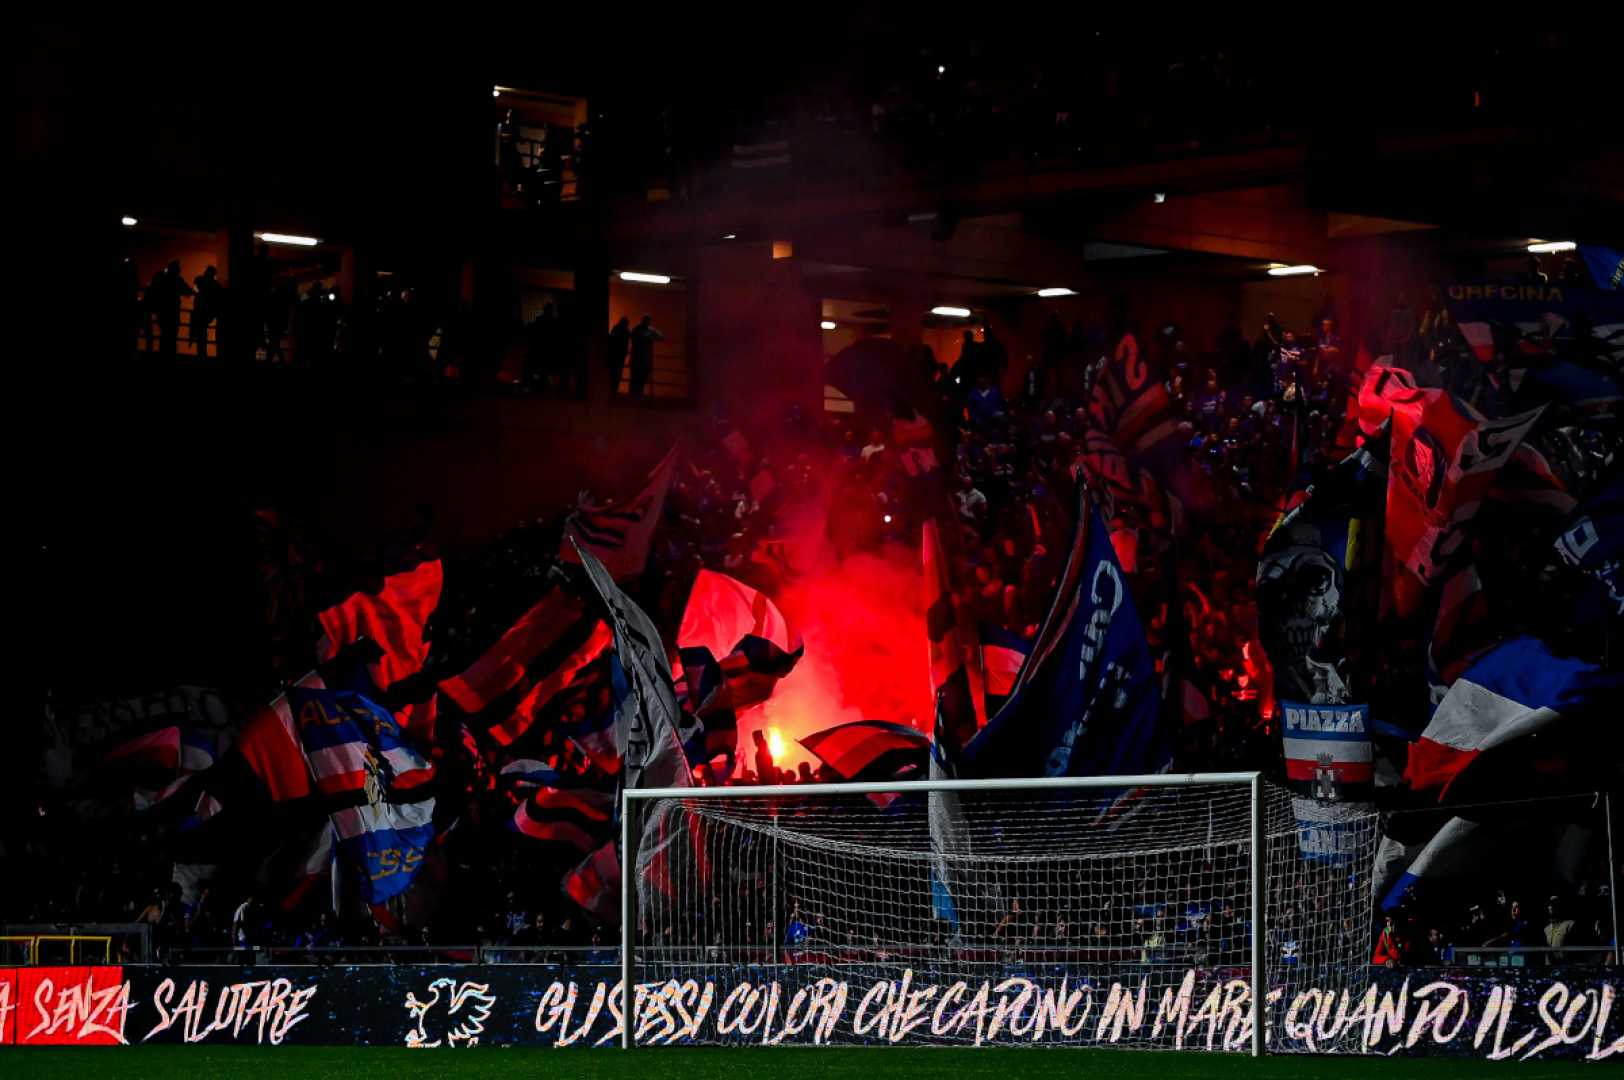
[620,773,1379,1055]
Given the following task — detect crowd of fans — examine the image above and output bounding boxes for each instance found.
[21,263,1622,968]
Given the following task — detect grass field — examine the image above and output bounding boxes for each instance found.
[3,1046,1605,1080]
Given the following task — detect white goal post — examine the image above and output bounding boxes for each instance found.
[621,772,1378,1055]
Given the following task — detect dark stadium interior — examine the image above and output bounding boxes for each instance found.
[7,14,1621,1061]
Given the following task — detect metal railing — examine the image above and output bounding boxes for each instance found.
[1443,945,1616,968]
[160,944,482,966]
[1,923,150,964]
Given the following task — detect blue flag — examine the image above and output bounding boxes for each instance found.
[1582,245,1624,291]
[287,687,435,903]
[960,498,1166,778]
[1555,471,1624,631]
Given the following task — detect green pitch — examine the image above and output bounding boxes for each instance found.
[4,1046,1603,1080]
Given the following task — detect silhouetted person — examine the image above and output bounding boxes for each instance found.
[146,259,192,359]
[949,329,980,388]
[190,265,222,358]
[629,314,663,398]
[607,316,630,396]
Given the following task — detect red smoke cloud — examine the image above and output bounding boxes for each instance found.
[757,544,933,769]
[724,426,935,775]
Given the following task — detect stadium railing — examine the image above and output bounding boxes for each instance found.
[1,922,150,964]
[159,944,483,965]
[1443,945,1616,968]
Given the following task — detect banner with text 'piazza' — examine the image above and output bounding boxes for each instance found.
[0,964,1618,1061]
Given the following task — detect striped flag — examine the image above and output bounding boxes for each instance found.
[978,622,1031,716]
[130,728,216,812]
[676,569,800,672]
[485,621,614,748]
[1404,635,1623,802]
[215,671,327,811]
[561,446,679,582]
[498,758,553,790]
[799,720,929,784]
[285,686,437,903]
[564,840,621,924]
[510,775,614,853]
[672,570,803,772]
[438,586,594,715]
[289,688,434,802]
[316,559,443,690]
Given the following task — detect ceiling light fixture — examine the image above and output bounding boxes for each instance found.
[931,306,972,318]
[257,232,320,247]
[1266,264,1322,277]
[1036,287,1076,298]
[1526,240,1576,254]
[619,271,671,284]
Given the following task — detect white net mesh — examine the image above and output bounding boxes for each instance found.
[628,781,1379,1052]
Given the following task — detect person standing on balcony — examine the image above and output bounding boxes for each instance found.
[146,259,192,359]
[629,314,663,398]
[190,265,222,358]
[607,316,630,397]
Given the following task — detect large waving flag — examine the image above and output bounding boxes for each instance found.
[1403,635,1624,803]
[676,569,800,672]
[1357,366,1541,620]
[1444,278,1624,367]
[959,493,1167,779]
[316,559,443,690]
[129,729,215,812]
[561,445,679,582]
[438,586,595,715]
[286,687,436,903]
[564,840,622,925]
[572,540,695,792]
[213,671,328,810]
[672,569,803,776]
[978,622,1031,716]
[800,720,929,784]
[509,771,614,853]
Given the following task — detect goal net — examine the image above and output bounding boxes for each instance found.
[623,776,1380,1053]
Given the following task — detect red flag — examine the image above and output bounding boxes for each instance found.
[564,841,621,925]
[560,446,679,581]
[487,621,614,747]
[316,560,442,690]
[1358,367,1541,619]
[438,588,589,714]
[676,569,798,662]
[234,672,325,803]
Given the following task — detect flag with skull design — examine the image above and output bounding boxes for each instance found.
[1257,424,1388,711]
[1258,429,1386,859]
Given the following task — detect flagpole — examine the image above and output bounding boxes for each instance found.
[621,799,634,1050]
[1607,791,1620,966]
[1250,772,1265,1058]
[771,811,780,963]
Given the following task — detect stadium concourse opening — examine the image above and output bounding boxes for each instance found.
[10,13,1623,1063]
